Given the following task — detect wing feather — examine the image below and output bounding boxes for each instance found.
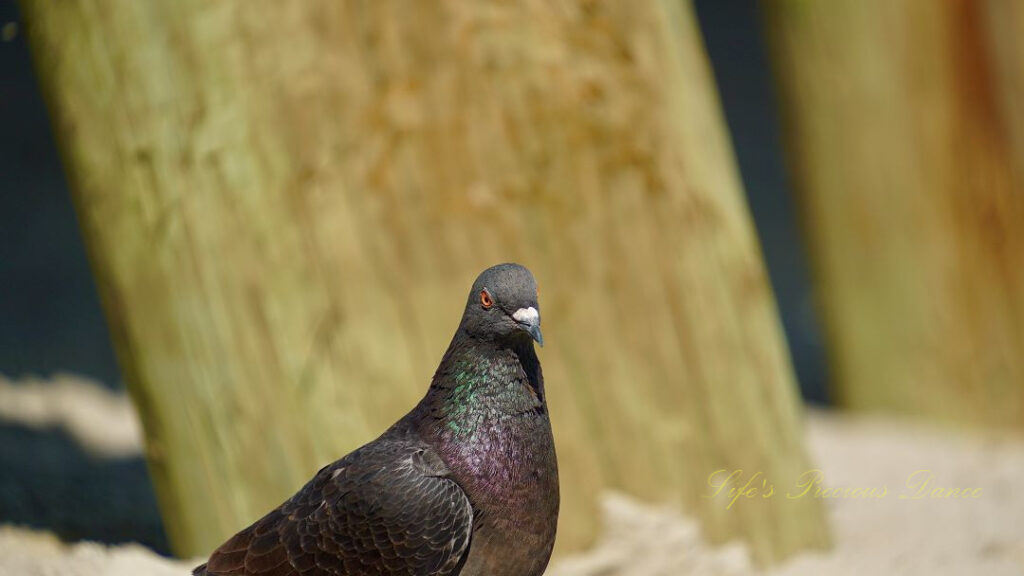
[196,441,473,576]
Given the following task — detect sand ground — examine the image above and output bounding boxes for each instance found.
[1,401,1022,575]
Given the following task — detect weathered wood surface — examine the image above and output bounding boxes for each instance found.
[764,0,1024,427]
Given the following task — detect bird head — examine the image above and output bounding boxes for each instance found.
[460,263,543,347]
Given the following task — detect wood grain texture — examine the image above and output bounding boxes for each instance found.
[764,0,1024,427]
[23,0,827,563]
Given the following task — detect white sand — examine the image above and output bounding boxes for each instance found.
[1,400,1022,575]
[0,374,142,458]
[0,525,189,576]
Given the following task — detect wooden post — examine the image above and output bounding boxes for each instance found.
[763,0,1024,427]
[24,0,829,563]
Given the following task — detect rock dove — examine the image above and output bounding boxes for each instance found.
[194,263,558,576]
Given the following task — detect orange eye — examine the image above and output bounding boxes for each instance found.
[480,290,494,309]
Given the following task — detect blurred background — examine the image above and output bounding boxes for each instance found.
[1,0,1022,574]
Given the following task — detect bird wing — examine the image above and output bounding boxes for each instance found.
[195,440,473,576]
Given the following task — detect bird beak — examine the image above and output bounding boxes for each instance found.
[512,307,544,347]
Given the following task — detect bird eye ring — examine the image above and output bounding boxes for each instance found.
[480,290,493,309]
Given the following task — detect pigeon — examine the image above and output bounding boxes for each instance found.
[194,263,558,576]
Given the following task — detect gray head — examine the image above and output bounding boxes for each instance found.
[460,263,543,347]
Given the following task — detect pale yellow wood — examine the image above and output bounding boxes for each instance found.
[764,0,1024,427]
[24,0,828,563]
